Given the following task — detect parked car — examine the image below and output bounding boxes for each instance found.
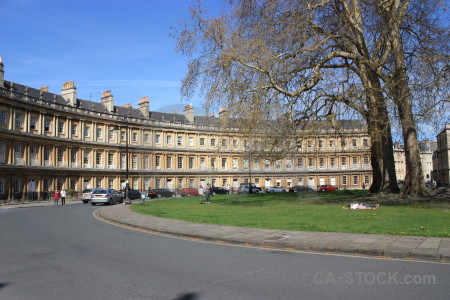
[120,188,142,200]
[237,184,261,194]
[90,188,123,205]
[266,186,286,193]
[180,188,199,197]
[237,186,261,194]
[289,185,313,192]
[80,188,93,203]
[148,189,177,198]
[319,185,339,191]
[211,187,230,195]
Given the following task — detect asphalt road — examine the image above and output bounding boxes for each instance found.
[0,203,449,300]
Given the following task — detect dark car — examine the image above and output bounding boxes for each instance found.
[289,185,313,192]
[120,188,142,200]
[148,188,177,198]
[180,188,199,197]
[211,187,229,195]
[319,185,339,191]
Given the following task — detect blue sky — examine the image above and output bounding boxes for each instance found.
[0,0,223,113]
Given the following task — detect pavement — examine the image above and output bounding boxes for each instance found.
[2,199,450,262]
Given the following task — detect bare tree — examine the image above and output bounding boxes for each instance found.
[372,0,449,195]
[174,0,448,196]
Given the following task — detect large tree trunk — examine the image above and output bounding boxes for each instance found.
[375,93,399,194]
[362,69,400,194]
[366,117,383,193]
[396,98,429,196]
[386,1,429,197]
[367,101,399,194]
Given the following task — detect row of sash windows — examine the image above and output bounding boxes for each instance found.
[0,143,370,170]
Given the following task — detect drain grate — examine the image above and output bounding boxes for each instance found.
[266,235,290,241]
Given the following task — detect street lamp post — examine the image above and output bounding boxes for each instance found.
[114,117,130,204]
[245,144,253,193]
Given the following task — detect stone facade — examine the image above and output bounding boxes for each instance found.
[433,124,450,187]
[393,140,436,184]
[0,59,373,201]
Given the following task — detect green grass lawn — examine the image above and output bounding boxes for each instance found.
[131,191,450,237]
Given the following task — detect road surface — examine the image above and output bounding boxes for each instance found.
[0,203,448,299]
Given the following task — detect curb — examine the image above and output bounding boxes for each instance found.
[96,205,450,263]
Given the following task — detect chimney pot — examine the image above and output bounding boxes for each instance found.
[102,90,112,97]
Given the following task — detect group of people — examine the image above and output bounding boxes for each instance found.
[198,183,212,204]
[53,189,67,205]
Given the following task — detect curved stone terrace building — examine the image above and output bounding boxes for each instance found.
[0,58,372,202]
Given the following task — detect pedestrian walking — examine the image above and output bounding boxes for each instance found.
[53,190,60,206]
[205,183,211,203]
[198,185,204,204]
[60,189,66,205]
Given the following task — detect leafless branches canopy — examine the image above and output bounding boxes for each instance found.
[174,0,449,196]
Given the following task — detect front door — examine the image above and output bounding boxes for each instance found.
[28,179,36,192]
[28,179,36,200]
[308,177,315,189]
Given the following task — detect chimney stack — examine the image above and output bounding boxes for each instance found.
[61,81,77,106]
[138,96,150,117]
[101,90,115,112]
[326,111,337,127]
[219,106,227,118]
[184,103,195,123]
[0,57,4,87]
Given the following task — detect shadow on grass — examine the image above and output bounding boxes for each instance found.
[221,190,372,206]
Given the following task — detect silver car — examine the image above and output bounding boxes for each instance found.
[90,188,123,206]
[80,189,93,204]
[266,186,286,193]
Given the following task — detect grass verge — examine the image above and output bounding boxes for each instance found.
[131,190,450,237]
